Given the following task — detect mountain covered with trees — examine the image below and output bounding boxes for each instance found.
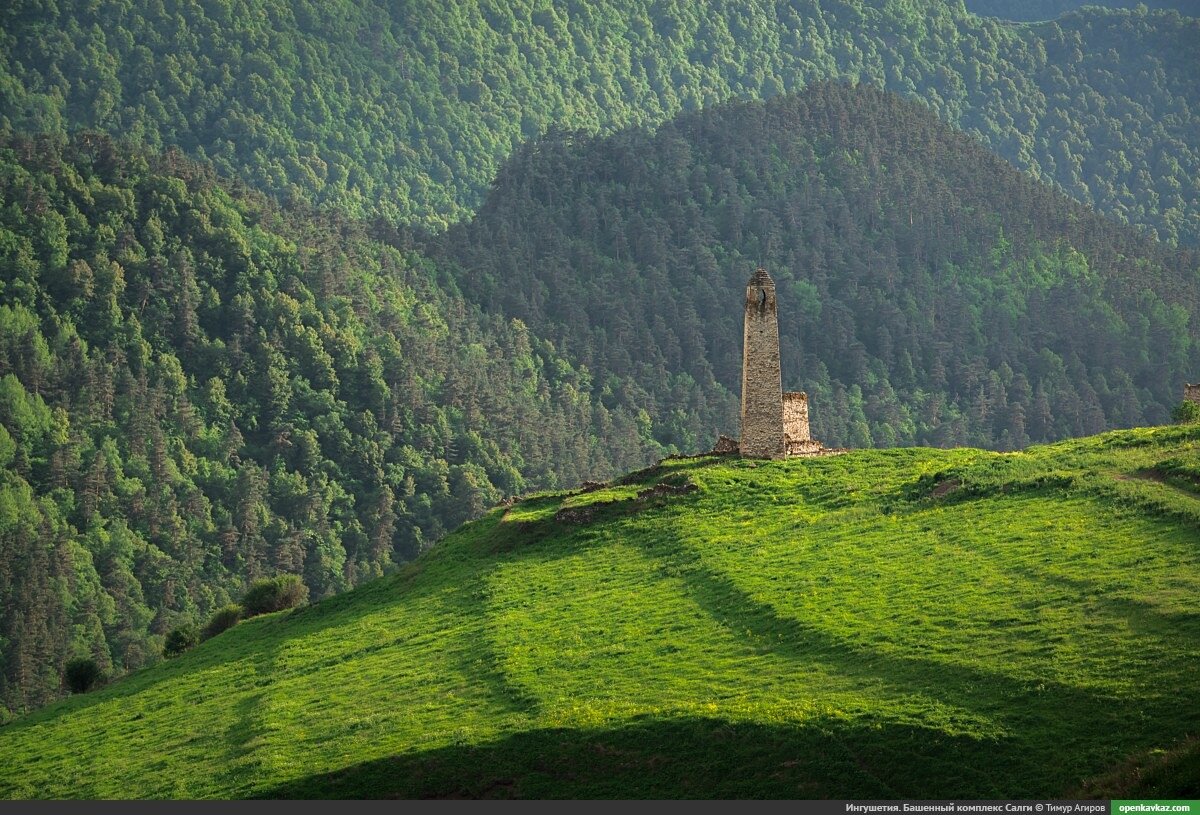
[0,133,663,717]
[440,83,1200,452]
[2,0,1198,243]
[965,0,1200,22]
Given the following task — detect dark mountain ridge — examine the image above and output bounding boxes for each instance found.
[441,82,1200,451]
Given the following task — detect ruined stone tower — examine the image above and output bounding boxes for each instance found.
[1186,384,1200,405]
[740,268,786,459]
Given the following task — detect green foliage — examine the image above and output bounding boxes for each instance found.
[0,133,662,714]
[966,0,1199,21]
[0,0,1198,243]
[62,658,103,694]
[1171,400,1200,423]
[202,604,243,641]
[163,627,199,658]
[442,84,1200,453]
[241,575,309,618]
[1,424,1198,798]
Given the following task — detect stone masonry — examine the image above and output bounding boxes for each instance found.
[782,391,810,441]
[783,392,821,455]
[1186,384,1200,405]
[740,268,786,459]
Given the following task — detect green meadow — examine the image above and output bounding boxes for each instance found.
[2,425,1199,799]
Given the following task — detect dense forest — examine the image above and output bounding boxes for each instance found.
[965,0,1200,21]
[441,84,1200,451]
[0,133,664,717]
[1,0,1198,243]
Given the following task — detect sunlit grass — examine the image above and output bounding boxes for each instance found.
[2,426,1198,798]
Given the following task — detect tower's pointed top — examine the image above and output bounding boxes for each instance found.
[748,266,774,287]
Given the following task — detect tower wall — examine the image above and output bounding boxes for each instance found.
[784,391,822,455]
[740,269,786,459]
[1186,384,1200,405]
[783,392,810,443]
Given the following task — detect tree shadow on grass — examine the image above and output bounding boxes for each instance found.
[569,489,1200,798]
[3,488,609,757]
[252,714,1023,799]
[8,470,1198,799]
[2,468,712,736]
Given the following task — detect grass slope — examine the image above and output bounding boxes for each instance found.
[2,425,1200,798]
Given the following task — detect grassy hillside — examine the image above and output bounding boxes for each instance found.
[2,424,1199,798]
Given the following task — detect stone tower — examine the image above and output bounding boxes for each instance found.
[1186,383,1200,405]
[740,268,786,459]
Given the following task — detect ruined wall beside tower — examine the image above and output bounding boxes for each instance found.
[784,392,821,455]
[782,392,810,442]
[740,268,786,459]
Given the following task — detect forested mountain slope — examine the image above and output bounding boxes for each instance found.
[2,424,1199,798]
[966,0,1200,21]
[2,0,1198,243]
[0,133,662,717]
[441,84,1200,451]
